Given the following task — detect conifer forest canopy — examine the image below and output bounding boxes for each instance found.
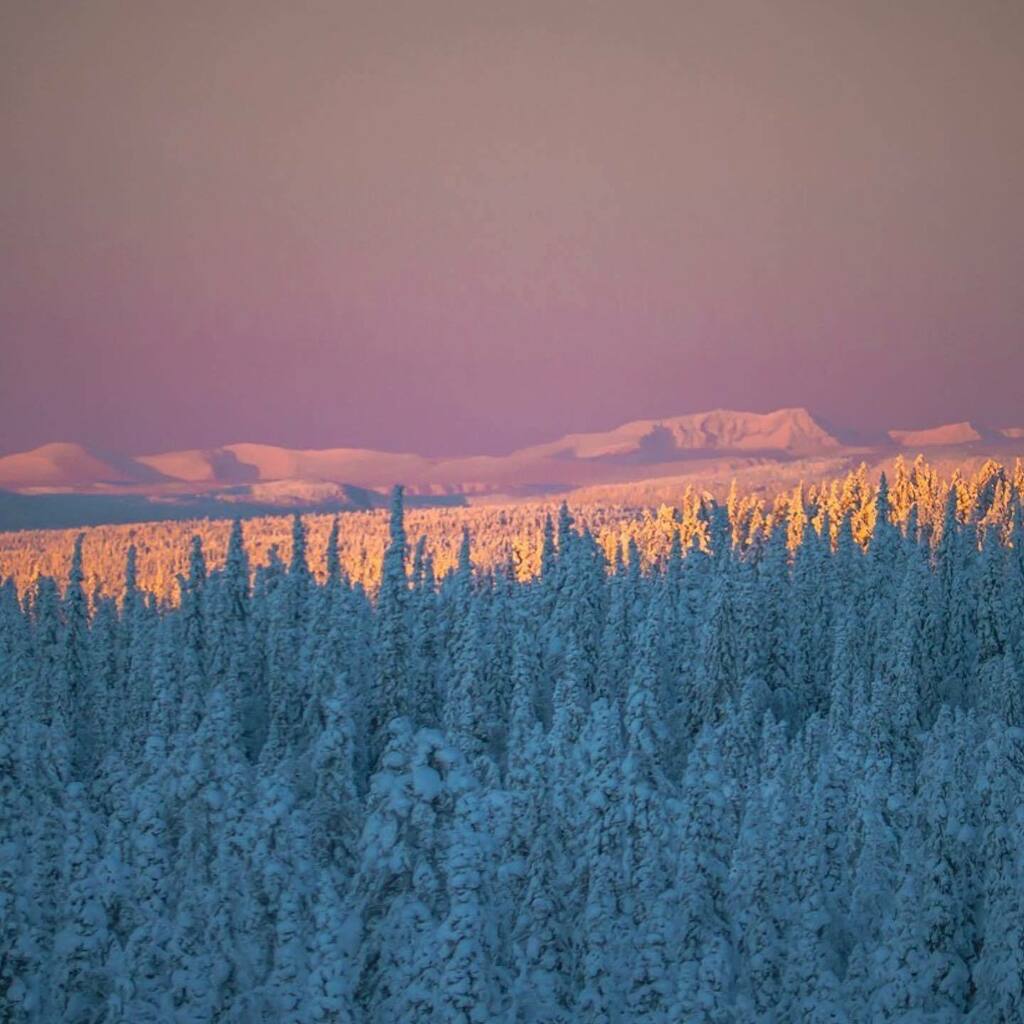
[2,456,1024,1021]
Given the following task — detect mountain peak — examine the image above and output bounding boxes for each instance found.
[514,407,840,461]
[669,407,841,452]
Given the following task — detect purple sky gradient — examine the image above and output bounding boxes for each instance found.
[2,1,1022,457]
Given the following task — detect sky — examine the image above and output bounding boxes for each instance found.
[2,0,1022,458]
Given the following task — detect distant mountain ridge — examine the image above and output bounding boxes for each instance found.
[887,421,1024,447]
[1,408,1022,528]
[0,408,842,490]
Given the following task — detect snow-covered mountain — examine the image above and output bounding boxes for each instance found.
[887,420,1024,448]
[0,408,841,490]
[888,421,984,447]
[1,408,1021,527]
[515,407,841,460]
[0,442,168,487]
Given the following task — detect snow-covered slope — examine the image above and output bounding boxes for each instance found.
[0,443,160,487]
[223,444,433,488]
[135,447,260,483]
[517,407,841,460]
[888,422,983,447]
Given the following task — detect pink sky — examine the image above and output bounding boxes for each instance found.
[2,1,1022,457]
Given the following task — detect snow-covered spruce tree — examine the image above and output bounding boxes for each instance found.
[912,708,975,1018]
[698,555,741,727]
[435,789,503,1022]
[118,734,177,1023]
[727,759,792,1020]
[243,767,317,1023]
[309,692,361,874]
[45,781,111,1023]
[670,726,738,1023]
[444,593,499,786]
[575,697,626,1024]
[305,871,356,1024]
[408,539,441,725]
[968,728,1024,1024]
[372,486,410,750]
[779,765,846,1024]
[620,605,676,1023]
[0,711,37,1021]
[501,632,548,921]
[351,721,464,1022]
[30,574,67,728]
[175,535,209,741]
[544,635,589,937]
[934,488,978,707]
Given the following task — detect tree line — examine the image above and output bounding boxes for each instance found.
[0,454,1021,605]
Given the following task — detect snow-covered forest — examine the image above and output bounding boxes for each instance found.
[3,478,1024,1022]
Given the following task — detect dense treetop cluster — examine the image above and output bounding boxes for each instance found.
[2,468,1024,1021]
